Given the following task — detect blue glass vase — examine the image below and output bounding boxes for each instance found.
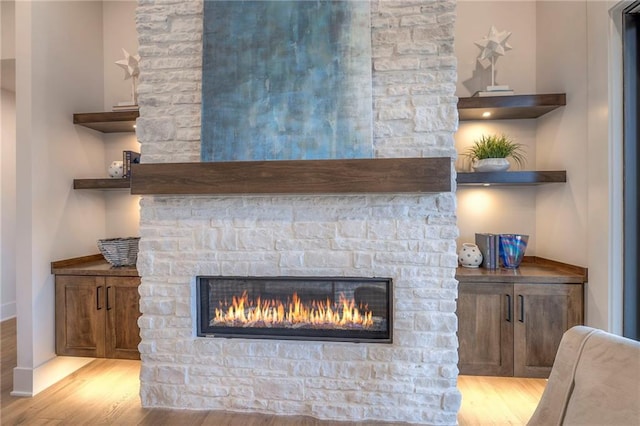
[499,234,529,269]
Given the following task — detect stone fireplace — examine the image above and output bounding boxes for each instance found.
[135,0,460,424]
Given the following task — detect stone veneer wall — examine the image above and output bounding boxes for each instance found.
[135,0,460,424]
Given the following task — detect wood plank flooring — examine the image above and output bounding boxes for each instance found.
[1,318,546,425]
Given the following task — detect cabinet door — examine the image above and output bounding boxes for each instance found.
[513,283,583,378]
[55,275,106,357]
[457,282,514,376]
[105,276,141,359]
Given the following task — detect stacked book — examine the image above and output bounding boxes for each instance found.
[112,101,139,112]
[475,233,499,269]
[123,150,141,178]
[472,90,514,97]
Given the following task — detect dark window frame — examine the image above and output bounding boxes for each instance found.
[623,1,640,340]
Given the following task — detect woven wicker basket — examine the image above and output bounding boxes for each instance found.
[97,237,140,267]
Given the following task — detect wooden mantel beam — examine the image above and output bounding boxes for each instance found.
[130,157,452,195]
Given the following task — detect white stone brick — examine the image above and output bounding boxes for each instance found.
[147,57,201,71]
[138,31,202,44]
[228,398,269,411]
[140,298,174,315]
[156,365,188,384]
[353,252,373,269]
[168,42,201,56]
[289,361,322,377]
[320,362,372,381]
[304,251,351,268]
[400,14,437,27]
[292,222,336,239]
[170,16,203,33]
[278,343,323,360]
[136,20,170,33]
[254,378,305,401]
[372,27,411,44]
[311,403,365,421]
[321,345,367,362]
[172,93,200,104]
[397,42,438,55]
[439,364,459,379]
[374,57,421,71]
[278,252,304,268]
[442,389,462,411]
[172,2,204,16]
[135,117,176,142]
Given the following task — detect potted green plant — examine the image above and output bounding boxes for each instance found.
[464,134,526,172]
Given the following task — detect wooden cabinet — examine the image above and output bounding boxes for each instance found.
[513,283,583,377]
[457,282,514,376]
[457,278,584,378]
[55,274,141,360]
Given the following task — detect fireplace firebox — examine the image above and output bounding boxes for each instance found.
[197,276,392,343]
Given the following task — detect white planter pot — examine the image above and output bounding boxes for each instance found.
[472,158,510,172]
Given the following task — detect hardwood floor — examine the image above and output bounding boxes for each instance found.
[457,375,546,425]
[1,318,546,425]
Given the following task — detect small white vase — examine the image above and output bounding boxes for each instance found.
[108,160,124,178]
[472,158,510,172]
[458,243,483,268]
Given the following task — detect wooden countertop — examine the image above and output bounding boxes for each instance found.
[51,254,139,277]
[456,257,587,284]
[52,254,585,283]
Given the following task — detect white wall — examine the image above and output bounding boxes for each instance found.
[1,0,15,60]
[12,0,140,395]
[103,0,138,111]
[535,1,610,328]
[13,0,107,396]
[1,88,16,321]
[1,0,17,321]
[455,120,539,250]
[455,0,537,96]
[103,0,140,239]
[584,0,623,331]
[535,2,589,267]
[455,1,539,252]
[455,1,589,263]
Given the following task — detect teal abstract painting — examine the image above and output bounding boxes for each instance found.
[202,1,372,161]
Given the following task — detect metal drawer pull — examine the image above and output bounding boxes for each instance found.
[518,294,524,322]
[97,286,103,310]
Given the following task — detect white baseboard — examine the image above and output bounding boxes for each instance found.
[0,301,16,321]
[11,356,94,397]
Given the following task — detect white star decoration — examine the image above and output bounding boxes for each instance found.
[115,48,140,80]
[115,48,140,105]
[475,26,512,62]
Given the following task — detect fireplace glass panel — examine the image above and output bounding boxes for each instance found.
[197,276,392,343]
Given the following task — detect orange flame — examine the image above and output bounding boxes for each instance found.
[213,291,374,329]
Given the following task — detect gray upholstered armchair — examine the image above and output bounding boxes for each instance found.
[528,326,640,425]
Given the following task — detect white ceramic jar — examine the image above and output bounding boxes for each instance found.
[458,242,483,268]
[108,160,124,178]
